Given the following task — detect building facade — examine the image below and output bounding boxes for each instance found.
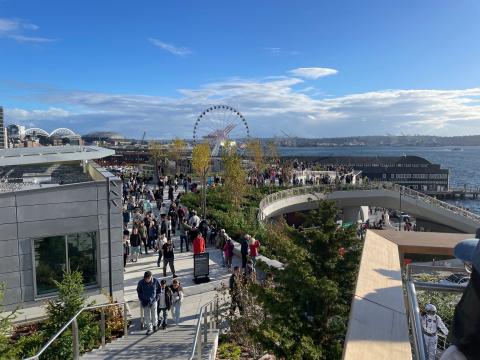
[0,107,5,149]
[290,155,449,192]
[0,146,123,314]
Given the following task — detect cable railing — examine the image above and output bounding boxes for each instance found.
[188,298,220,360]
[23,300,141,360]
[405,264,466,360]
[257,181,480,223]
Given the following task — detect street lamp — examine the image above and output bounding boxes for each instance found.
[399,187,402,231]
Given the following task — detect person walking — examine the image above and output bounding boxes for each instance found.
[422,303,448,360]
[156,234,167,268]
[223,237,235,270]
[123,235,130,271]
[240,235,250,270]
[136,271,161,335]
[178,220,188,253]
[162,237,177,278]
[170,279,184,325]
[249,237,261,267]
[156,279,172,330]
[129,227,141,263]
[148,220,158,251]
[139,222,148,254]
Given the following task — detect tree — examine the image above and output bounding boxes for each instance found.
[192,143,211,218]
[149,142,168,181]
[0,284,18,359]
[266,140,279,164]
[222,148,247,210]
[247,139,264,185]
[169,138,187,174]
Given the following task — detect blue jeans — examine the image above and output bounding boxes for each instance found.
[157,307,168,327]
[172,302,181,325]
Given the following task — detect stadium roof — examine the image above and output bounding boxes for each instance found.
[0,146,114,166]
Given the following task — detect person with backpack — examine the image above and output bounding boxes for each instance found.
[240,234,250,270]
[156,279,172,330]
[170,279,184,325]
[129,227,141,263]
[137,271,161,335]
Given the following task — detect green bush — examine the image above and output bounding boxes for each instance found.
[217,342,242,360]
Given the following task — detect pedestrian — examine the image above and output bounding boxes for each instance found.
[139,222,148,254]
[249,237,261,267]
[122,206,130,229]
[193,230,206,255]
[178,219,188,253]
[170,279,184,325]
[136,271,161,335]
[440,237,480,360]
[223,237,234,269]
[162,237,177,277]
[422,304,448,360]
[157,279,172,330]
[129,227,141,263]
[123,234,130,271]
[156,234,167,267]
[168,185,174,203]
[240,234,250,270]
[166,215,172,240]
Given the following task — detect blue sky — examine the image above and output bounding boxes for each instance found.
[0,0,479,138]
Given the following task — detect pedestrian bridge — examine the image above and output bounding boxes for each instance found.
[258,182,480,233]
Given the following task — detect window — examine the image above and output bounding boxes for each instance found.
[33,232,97,296]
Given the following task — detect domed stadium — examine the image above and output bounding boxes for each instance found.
[82,131,125,143]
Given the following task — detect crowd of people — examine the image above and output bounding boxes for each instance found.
[119,171,266,335]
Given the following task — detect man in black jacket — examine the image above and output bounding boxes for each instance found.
[157,279,173,329]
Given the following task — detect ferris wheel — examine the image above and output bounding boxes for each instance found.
[193,105,250,156]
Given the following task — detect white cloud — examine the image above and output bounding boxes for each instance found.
[148,38,191,57]
[0,17,55,43]
[4,71,480,139]
[289,67,338,79]
[264,47,300,56]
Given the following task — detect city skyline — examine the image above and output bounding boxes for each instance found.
[1,1,480,139]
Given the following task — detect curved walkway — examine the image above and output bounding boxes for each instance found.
[258,183,480,233]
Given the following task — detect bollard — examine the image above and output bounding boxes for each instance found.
[101,308,106,348]
[123,303,128,337]
[72,318,79,360]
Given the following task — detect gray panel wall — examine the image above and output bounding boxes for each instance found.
[0,176,124,311]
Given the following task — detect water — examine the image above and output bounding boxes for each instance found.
[278,146,480,214]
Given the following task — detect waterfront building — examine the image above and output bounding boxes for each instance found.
[291,155,449,192]
[0,146,123,314]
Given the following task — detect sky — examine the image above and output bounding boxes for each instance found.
[0,0,479,139]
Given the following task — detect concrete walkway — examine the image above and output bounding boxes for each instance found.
[82,186,238,359]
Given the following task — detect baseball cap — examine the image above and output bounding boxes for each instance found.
[454,238,480,273]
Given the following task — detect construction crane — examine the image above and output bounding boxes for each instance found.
[140,131,146,145]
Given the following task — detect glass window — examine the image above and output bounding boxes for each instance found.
[33,232,98,296]
[34,236,67,295]
[67,232,97,286]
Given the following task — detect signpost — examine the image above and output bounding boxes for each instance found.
[193,252,210,283]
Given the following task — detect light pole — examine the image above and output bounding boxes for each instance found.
[398,187,402,231]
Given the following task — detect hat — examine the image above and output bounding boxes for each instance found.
[454,238,480,273]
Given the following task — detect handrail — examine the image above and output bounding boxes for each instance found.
[188,298,219,360]
[23,300,140,360]
[257,182,480,223]
[405,264,467,360]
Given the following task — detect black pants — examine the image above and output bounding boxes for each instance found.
[180,235,187,252]
[163,257,175,277]
[241,253,247,269]
[157,252,163,267]
[124,253,128,267]
[142,239,148,254]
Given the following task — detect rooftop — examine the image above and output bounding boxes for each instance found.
[0,145,115,167]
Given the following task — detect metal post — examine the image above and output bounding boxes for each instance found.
[209,303,213,333]
[399,188,402,231]
[203,306,208,344]
[123,303,128,337]
[100,308,106,348]
[72,318,80,360]
[196,330,202,359]
[107,177,113,297]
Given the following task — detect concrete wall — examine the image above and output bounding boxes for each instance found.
[0,166,123,312]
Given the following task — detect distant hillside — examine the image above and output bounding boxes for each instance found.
[264,135,480,147]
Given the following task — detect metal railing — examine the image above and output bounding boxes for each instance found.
[188,298,220,360]
[257,181,480,223]
[405,264,466,360]
[24,300,140,360]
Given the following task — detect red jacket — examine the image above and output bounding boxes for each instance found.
[249,240,260,257]
[193,235,205,254]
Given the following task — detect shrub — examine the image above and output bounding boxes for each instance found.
[217,342,242,360]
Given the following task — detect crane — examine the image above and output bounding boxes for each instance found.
[140,131,146,145]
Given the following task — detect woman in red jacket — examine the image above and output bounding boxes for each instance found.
[193,230,205,255]
[249,237,260,267]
